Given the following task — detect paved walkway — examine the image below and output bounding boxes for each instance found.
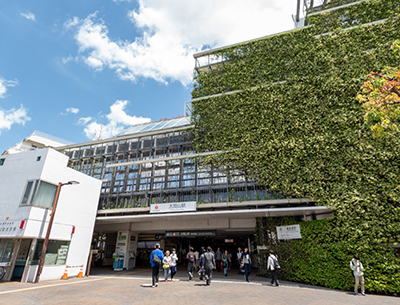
[0,267,399,304]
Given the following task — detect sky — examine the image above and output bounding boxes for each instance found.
[0,0,300,153]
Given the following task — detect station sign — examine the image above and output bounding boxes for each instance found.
[150,201,196,214]
[276,224,302,240]
[165,231,216,237]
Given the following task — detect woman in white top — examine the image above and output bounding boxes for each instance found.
[170,248,178,281]
[267,250,279,286]
[163,250,172,282]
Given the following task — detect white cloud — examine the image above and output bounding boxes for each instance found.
[62,55,77,64]
[0,77,18,98]
[21,11,36,21]
[66,107,80,114]
[0,105,31,135]
[78,117,92,125]
[79,100,151,139]
[65,0,296,85]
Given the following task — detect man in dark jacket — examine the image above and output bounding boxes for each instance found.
[198,248,206,280]
[186,247,196,281]
[202,246,216,285]
[215,247,222,272]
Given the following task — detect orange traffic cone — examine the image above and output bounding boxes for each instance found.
[61,267,68,279]
[77,265,84,278]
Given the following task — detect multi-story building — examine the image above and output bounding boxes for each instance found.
[0,148,101,282]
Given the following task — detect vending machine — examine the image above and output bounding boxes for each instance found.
[113,252,124,271]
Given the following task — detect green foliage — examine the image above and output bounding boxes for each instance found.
[307,0,400,33]
[257,218,400,294]
[191,0,400,294]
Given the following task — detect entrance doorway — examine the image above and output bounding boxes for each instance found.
[12,239,31,281]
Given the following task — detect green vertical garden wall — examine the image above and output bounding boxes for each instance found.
[191,0,400,294]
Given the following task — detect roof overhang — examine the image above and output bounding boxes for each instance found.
[95,206,332,224]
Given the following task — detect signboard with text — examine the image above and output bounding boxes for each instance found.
[276,224,302,240]
[150,201,196,214]
[165,231,216,237]
[0,220,23,237]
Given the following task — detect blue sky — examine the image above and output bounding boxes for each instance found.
[0,0,298,153]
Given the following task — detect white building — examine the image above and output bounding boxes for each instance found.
[2,130,74,156]
[0,148,101,282]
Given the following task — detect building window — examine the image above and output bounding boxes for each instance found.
[0,239,15,263]
[21,180,57,208]
[30,240,70,265]
[21,181,35,205]
[36,156,41,162]
[0,158,5,166]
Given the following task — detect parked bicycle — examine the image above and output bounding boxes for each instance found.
[0,266,6,281]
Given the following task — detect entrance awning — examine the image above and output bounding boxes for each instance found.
[96,206,332,224]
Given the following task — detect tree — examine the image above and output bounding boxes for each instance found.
[358,40,400,138]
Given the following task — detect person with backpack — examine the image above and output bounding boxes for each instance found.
[267,250,280,287]
[350,254,365,296]
[202,246,216,285]
[150,243,164,288]
[241,247,252,282]
[186,247,196,281]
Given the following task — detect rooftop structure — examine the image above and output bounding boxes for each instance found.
[2,131,74,156]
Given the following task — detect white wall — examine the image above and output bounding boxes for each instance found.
[0,148,102,281]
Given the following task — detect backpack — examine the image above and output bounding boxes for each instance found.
[351,260,355,277]
[152,251,161,265]
[273,257,280,270]
[187,252,195,264]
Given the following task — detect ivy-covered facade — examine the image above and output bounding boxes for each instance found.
[190,0,400,294]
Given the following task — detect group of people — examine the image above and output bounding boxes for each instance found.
[149,243,366,295]
[149,244,280,287]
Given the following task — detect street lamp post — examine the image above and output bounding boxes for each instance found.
[34,181,79,283]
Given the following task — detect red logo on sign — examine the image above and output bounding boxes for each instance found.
[155,205,158,210]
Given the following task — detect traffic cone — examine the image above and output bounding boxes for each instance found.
[61,266,68,279]
[77,265,84,278]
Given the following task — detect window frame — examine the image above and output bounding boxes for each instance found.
[20,179,58,209]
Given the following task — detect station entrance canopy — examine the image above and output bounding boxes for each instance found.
[95,201,332,234]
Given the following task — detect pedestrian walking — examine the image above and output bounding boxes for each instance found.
[267,250,280,286]
[228,251,232,270]
[198,248,206,281]
[202,246,216,285]
[194,249,199,270]
[170,248,178,281]
[350,254,366,296]
[222,250,230,276]
[215,247,222,272]
[150,243,164,288]
[162,250,172,282]
[186,247,196,281]
[237,247,243,272]
[141,250,149,268]
[241,247,252,282]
